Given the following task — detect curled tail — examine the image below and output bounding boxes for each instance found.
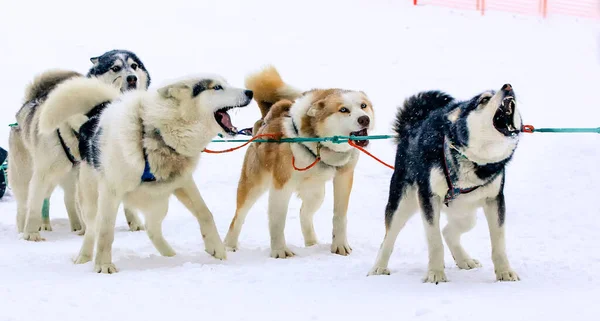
[38,77,121,135]
[393,90,454,138]
[244,65,302,119]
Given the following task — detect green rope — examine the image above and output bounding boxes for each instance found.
[212,134,395,144]
[8,123,17,127]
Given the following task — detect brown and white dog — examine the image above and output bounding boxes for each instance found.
[223,66,375,258]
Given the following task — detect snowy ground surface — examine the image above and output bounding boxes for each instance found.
[1,0,600,320]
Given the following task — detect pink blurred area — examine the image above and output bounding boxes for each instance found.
[414,0,600,19]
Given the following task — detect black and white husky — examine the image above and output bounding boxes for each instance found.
[368,84,523,283]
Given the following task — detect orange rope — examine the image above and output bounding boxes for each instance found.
[348,139,395,170]
[203,133,281,154]
[292,155,321,171]
[292,143,321,171]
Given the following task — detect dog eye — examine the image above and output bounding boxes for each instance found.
[339,107,349,113]
[111,66,121,72]
[360,103,367,109]
[213,85,223,90]
[480,97,490,105]
[131,63,138,70]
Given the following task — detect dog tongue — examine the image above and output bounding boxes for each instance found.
[351,128,369,147]
[216,111,234,130]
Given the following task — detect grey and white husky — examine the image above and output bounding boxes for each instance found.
[8,49,151,241]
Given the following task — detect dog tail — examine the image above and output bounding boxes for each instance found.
[245,65,302,119]
[38,77,120,135]
[393,90,454,139]
[23,69,83,103]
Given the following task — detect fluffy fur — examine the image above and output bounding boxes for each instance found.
[368,84,523,282]
[8,49,151,240]
[224,65,375,258]
[38,73,253,273]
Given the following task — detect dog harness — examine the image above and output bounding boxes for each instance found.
[442,136,481,206]
[57,101,110,167]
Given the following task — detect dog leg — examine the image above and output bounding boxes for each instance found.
[22,172,56,241]
[93,182,121,273]
[174,179,226,260]
[331,170,354,255]
[298,184,325,247]
[443,209,481,270]
[268,187,294,258]
[143,198,175,257]
[124,207,144,232]
[61,170,83,232]
[74,175,98,264]
[368,188,417,276]
[420,193,447,283]
[224,175,268,251]
[8,129,33,233]
[483,194,519,281]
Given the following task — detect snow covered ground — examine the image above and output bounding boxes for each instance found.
[1,0,600,320]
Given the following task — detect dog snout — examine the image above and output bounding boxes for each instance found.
[502,84,512,92]
[358,115,370,127]
[244,90,253,99]
[126,75,137,85]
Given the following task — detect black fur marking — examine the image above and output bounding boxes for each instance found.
[192,79,213,97]
[497,173,506,226]
[78,102,109,170]
[86,49,151,88]
[385,89,517,227]
[57,129,79,166]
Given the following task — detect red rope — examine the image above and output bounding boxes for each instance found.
[203,133,281,154]
[348,139,395,170]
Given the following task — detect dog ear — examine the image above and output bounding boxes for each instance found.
[158,84,191,100]
[307,100,325,117]
[90,56,99,65]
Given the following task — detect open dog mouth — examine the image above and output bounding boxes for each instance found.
[493,96,518,136]
[350,128,369,147]
[215,106,239,135]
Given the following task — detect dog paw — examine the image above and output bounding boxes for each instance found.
[304,239,318,247]
[270,247,295,259]
[423,270,448,284]
[223,237,238,252]
[76,228,86,236]
[495,269,520,281]
[39,223,53,231]
[456,258,482,270]
[73,254,92,265]
[367,267,391,276]
[127,220,144,232]
[205,242,227,260]
[70,222,83,232]
[95,263,118,274]
[331,241,352,256]
[22,231,45,242]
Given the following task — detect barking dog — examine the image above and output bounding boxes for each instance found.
[224,66,375,258]
[8,49,151,240]
[38,73,253,273]
[368,84,522,282]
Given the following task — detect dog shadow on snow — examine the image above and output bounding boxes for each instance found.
[112,242,341,273]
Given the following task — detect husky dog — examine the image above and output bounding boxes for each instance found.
[223,66,375,258]
[8,49,151,241]
[37,73,253,273]
[368,84,522,282]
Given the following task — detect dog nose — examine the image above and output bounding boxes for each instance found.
[244,90,253,99]
[126,75,137,84]
[502,84,512,92]
[357,115,370,127]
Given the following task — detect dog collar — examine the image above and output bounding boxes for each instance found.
[442,136,480,206]
[290,118,323,161]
